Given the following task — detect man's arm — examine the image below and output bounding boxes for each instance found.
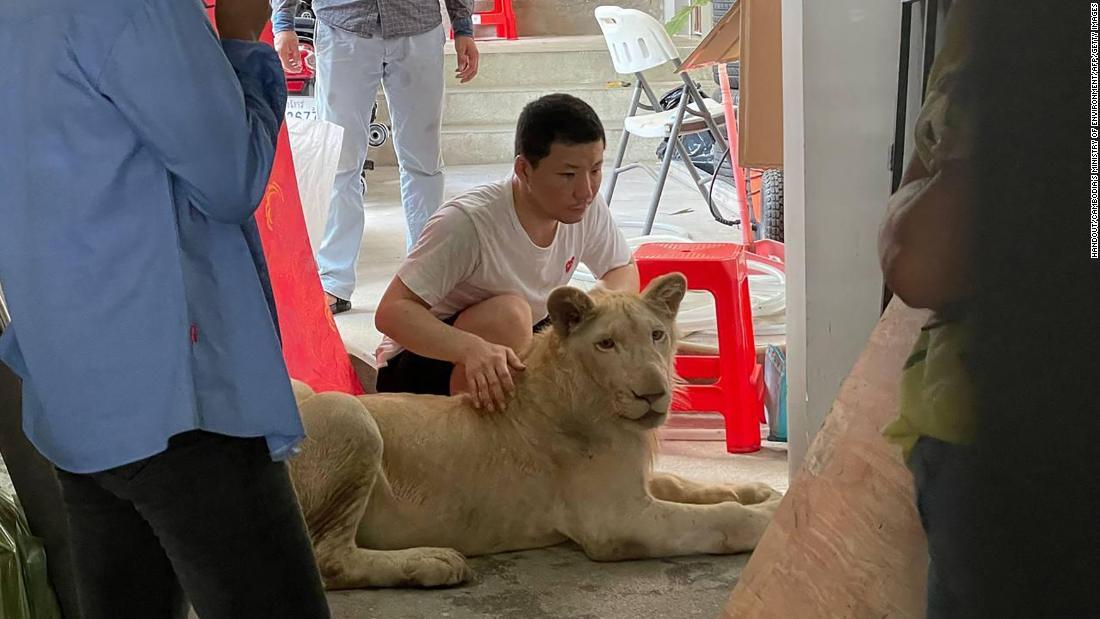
[376,279,500,367]
[598,262,640,292]
[878,155,973,311]
[374,208,525,409]
[445,0,479,83]
[373,207,479,356]
[375,275,526,411]
[97,0,285,225]
[444,0,474,36]
[270,0,299,33]
[270,0,302,72]
[582,197,638,293]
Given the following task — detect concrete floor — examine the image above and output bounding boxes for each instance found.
[0,161,789,619]
[327,546,751,619]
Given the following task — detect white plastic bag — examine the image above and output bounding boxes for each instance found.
[286,113,343,254]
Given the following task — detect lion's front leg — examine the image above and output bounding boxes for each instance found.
[648,473,781,505]
[570,496,781,561]
[292,391,472,589]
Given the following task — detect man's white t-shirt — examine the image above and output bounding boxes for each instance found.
[375,177,633,366]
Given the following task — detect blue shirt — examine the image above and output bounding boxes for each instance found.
[0,0,305,474]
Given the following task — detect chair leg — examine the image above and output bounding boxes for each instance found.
[680,72,729,153]
[671,135,714,207]
[640,76,721,213]
[638,78,662,110]
[677,77,733,214]
[604,81,642,206]
[643,93,690,236]
[724,404,762,454]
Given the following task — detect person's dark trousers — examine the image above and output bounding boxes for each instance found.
[55,430,331,619]
[0,360,81,619]
[909,436,978,619]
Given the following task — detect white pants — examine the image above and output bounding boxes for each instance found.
[313,20,446,300]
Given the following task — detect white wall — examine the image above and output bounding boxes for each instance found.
[782,0,906,472]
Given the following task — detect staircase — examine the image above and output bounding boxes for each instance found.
[367,35,714,167]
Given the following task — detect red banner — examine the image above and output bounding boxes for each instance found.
[206,7,363,395]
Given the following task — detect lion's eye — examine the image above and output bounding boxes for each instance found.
[595,338,616,351]
[652,329,666,342]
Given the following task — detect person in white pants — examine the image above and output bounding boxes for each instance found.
[271,1,480,314]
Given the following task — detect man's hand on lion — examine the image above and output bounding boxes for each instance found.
[458,337,525,412]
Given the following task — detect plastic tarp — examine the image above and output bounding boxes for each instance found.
[286,116,343,255]
[0,490,60,619]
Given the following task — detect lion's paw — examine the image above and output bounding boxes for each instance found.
[400,547,472,588]
[734,482,783,505]
[751,492,784,519]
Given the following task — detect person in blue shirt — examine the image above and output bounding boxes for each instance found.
[0,1,330,617]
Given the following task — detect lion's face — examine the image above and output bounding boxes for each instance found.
[546,273,686,429]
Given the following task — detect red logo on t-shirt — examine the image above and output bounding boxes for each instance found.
[565,256,576,274]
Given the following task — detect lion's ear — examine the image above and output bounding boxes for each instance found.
[642,273,687,319]
[547,286,596,337]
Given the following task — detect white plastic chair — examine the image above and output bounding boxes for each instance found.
[595,6,729,235]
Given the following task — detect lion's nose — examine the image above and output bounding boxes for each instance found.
[631,389,668,405]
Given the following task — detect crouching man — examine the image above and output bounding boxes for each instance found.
[374,94,638,410]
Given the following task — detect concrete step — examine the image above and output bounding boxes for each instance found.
[371,85,682,126]
[439,35,707,88]
[442,51,702,89]
[366,83,684,125]
[360,35,720,166]
[369,95,680,167]
[437,121,668,166]
[440,82,682,126]
[370,115,732,169]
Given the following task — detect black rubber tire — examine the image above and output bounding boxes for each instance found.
[711,62,739,91]
[368,123,389,148]
[712,0,737,23]
[762,169,784,242]
[711,0,740,90]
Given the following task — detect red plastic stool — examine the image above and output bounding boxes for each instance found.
[635,243,765,454]
[451,0,518,40]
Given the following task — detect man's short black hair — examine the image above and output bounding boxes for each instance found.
[515,94,606,167]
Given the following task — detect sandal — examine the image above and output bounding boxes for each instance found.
[329,296,352,315]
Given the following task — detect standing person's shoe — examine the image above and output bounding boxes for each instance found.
[327,295,351,315]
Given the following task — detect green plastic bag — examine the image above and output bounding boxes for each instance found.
[0,489,61,619]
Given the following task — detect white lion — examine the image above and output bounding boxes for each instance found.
[288,273,782,589]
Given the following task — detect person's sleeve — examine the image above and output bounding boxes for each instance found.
[445,0,474,37]
[580,197,634,278]
[396,207,481,307]
[271,0,300,34]
[96,1,287,224]
[913,0,972,171]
